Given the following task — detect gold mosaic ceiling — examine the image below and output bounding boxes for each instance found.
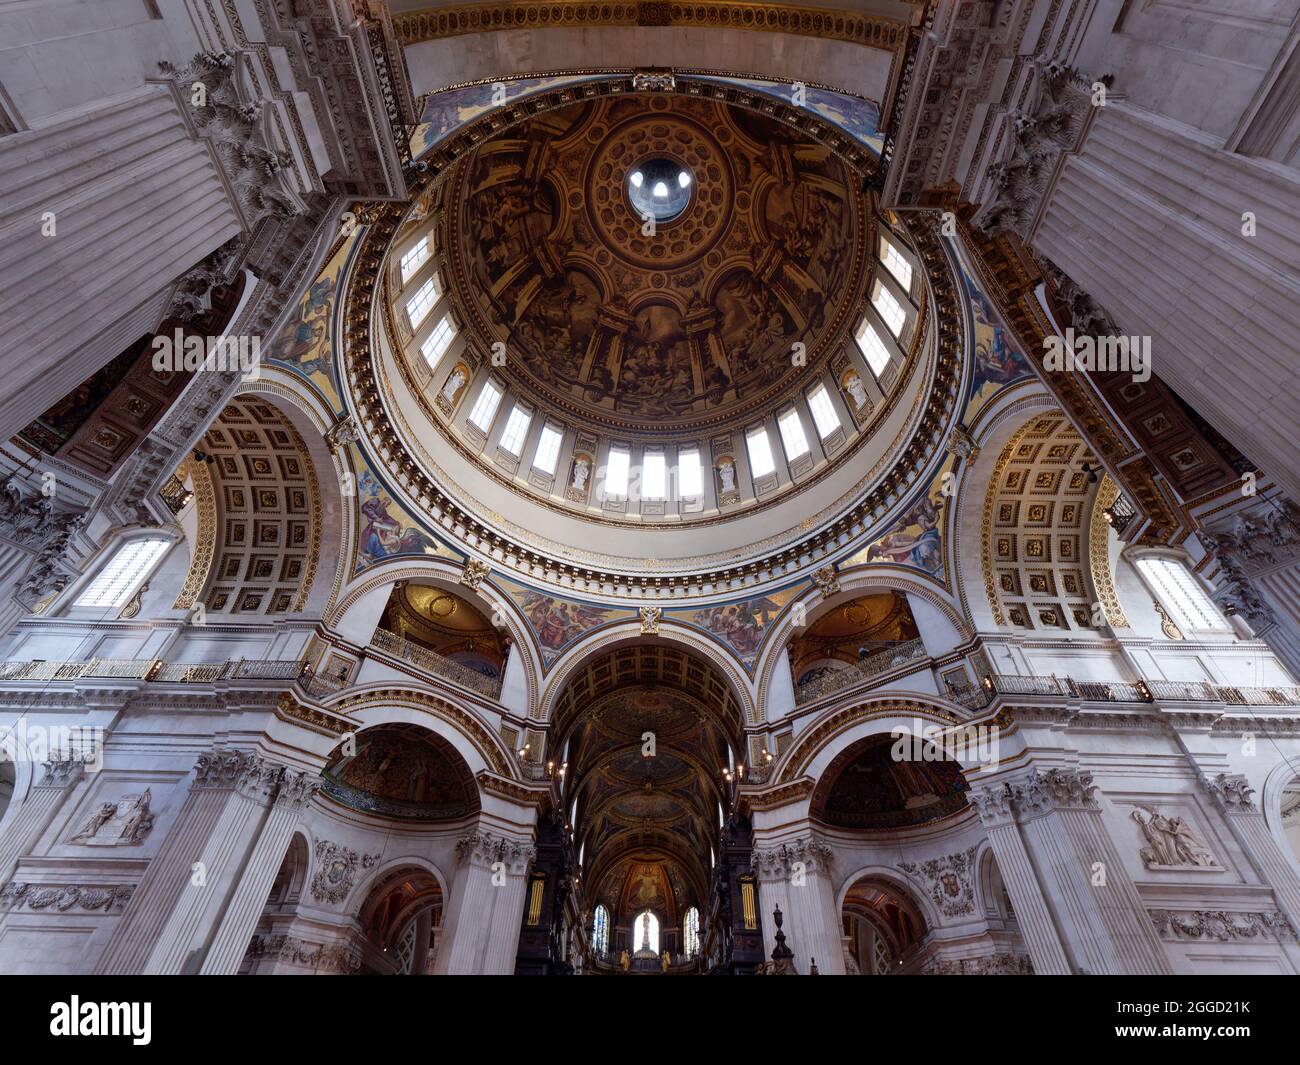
[443,92,870,435]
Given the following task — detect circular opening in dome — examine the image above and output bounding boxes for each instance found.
[627,157,693,223]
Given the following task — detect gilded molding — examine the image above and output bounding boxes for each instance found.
[1088,475,1130,628]
[172,457,217,610]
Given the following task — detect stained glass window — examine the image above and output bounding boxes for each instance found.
[683,906,700,958]
[592,904,610,955]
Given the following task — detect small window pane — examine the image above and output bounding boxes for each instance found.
[400,236,431,283]
[642,452,666,499]
[593,905,609,955]
[855,319,892,377]
[606,447,630,496]
[499,404,532,455]
[75,538,170,609]
[777,409,809,460]
[679,448,703,499]
[872,281,906,337]
[808,384,841,438]
[406,275,441,327]
[746,427,776,478]
[533,425,563,475]
[468,381,502,433]
[683,907,701,959]
[880,235,913,291]
[420,315,456,367]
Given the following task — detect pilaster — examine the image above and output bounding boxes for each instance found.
[750,832,843,975]
[434,829,535,975]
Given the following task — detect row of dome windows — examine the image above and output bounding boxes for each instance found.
[391,226,922,514]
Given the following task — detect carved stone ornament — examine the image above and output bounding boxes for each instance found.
[1152,600,1184,641]
[310,839,381,903]
[1,479,87,607]
[459,558,490,590]
[245,933,363,974]
[631,70,676,92]
[1202,772,1257,813]
[899,845,978,918]
[811,565,840,597]
[36,756,88,791]
[639,606,661,635]
[0,882,133,913]
[1149,909,1296,942]
[69,789,155,846]
[323,414,361,454]
[945,423,980,463]
[924,953,1034,975]
[1130,806,1220,870]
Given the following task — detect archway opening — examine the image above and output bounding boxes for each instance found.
[841,875,928,975]
[357,865,444,975]
[554,643,743,974]
[789,591,923,703]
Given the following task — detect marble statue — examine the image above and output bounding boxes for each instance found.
[718,459,736,494]
[1132,807,1218,868]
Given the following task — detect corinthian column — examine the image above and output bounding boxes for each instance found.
[199,769,321,975]
[969,783,1071,975]
[750,834,843,975]
[0,757,85,885]
[94,748,274,974]
[1202,773,1300,935]
[433,830,535,975]
[1015,768,1172,975]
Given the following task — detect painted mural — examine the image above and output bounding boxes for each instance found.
[672,587,799,664]
[501,584,632,665]
[960,249,1033,416]
[410,74,620,158]
[353,461,449,571]
[692,75,883,156]
[268,233,355,407]
[847,467,949,580]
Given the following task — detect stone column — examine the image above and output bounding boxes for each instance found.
[0,83,242,442]
[433,830,534,975]
[751,834,844,975]
[94,748,272,975]
[1014,768,1172,975]
[0,757,84,885]
[969,783,1072,975]
[1203,773,1300,934]
[1033,101,1300,501]
[198,769,321,975]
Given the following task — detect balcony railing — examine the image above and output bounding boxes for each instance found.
[980,674,1300,707]
[0,657,303,683]
[369,627,503,699]
[794,637,927,706]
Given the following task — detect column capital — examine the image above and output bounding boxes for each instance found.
[34,755,87,791]
[1015,767,1100,817]
[750,835,833,880]
[455,830,535,875]
[273,768,322,810]
[191,748,281,803]
[1201,772,1257,813]
[969,781,1017,826]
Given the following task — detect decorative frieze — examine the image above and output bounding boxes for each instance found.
[246,933,363,974]
[923,953,1034,975]
[0,882,133,913]
[1149,909,1296,943]
[899,845,978,918]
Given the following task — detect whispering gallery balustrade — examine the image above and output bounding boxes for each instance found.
[793,637,927,705]
[0,657,304,683]
[367,627,504,699]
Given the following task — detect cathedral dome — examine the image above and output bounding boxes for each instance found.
[348,82,959,597]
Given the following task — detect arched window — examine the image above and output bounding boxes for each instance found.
[74,536,171,609]
[1134,556,1230,634]
[683,906,700,958]
[592,904,610,955]
[633,909,660,954]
